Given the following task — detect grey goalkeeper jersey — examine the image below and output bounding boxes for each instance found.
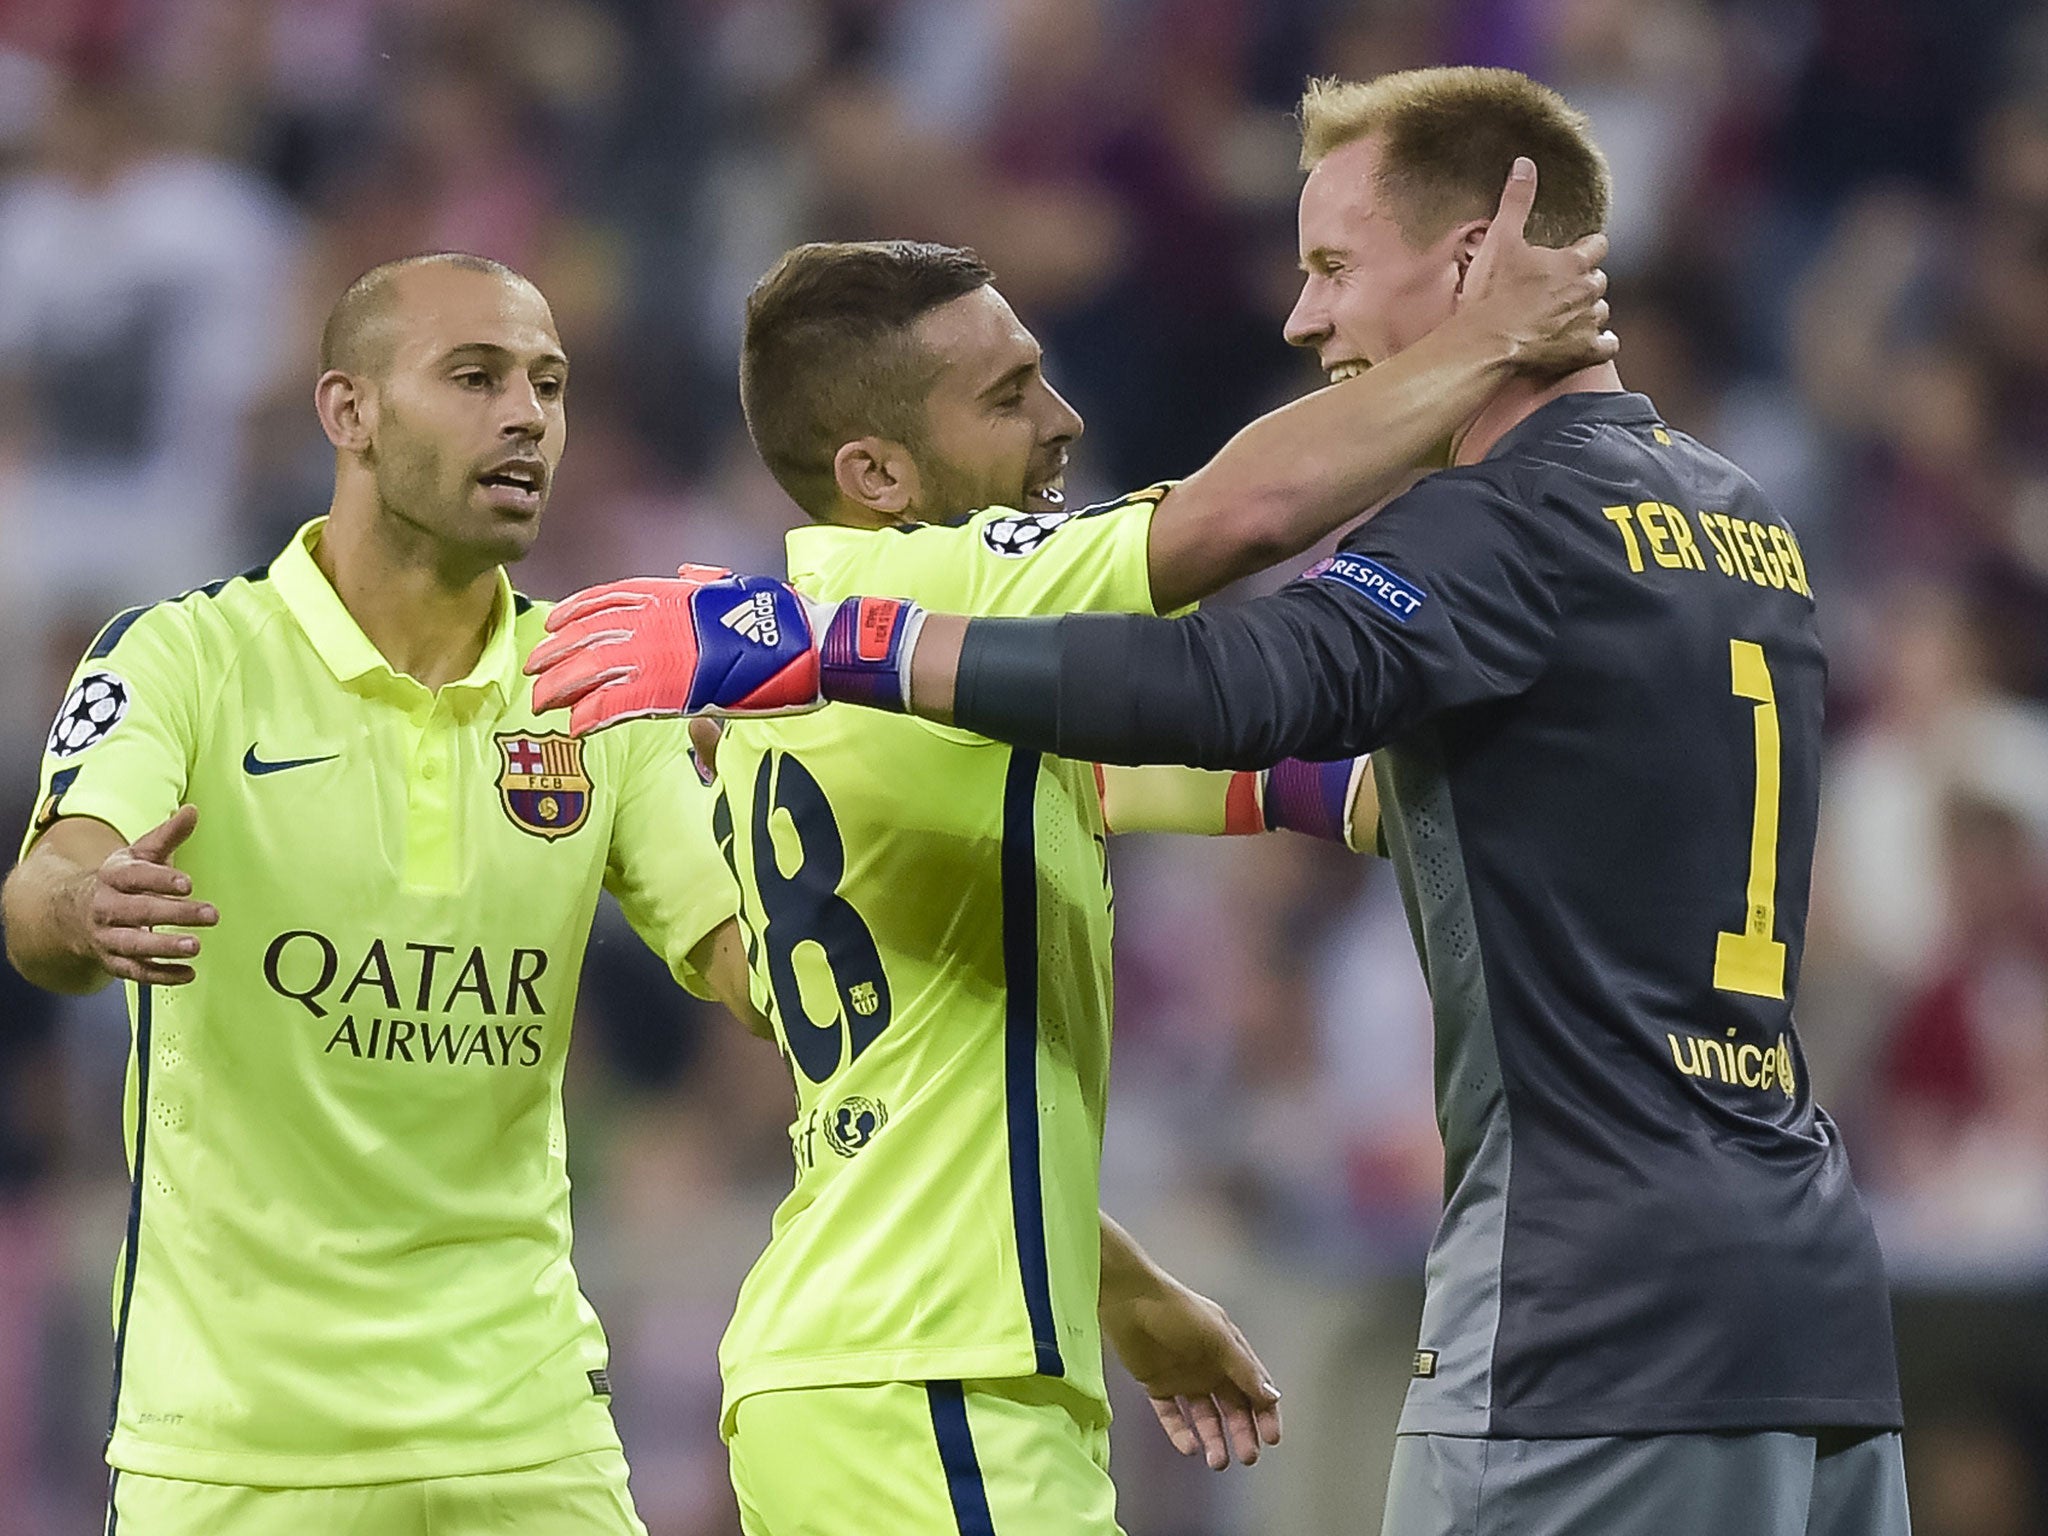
[952,392,1902,1437]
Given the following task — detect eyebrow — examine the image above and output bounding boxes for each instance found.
[439,341,571,373]
[1299,247,1344,273]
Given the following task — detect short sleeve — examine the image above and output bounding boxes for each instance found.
[602,717,739,999]
[22,604,201,857]
[851,484,1174,618]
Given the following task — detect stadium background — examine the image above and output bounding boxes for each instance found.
[2,0,2047,1531]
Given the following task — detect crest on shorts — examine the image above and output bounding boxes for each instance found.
[495,731,591,840]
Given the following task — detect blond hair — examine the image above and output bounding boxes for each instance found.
[1298,67,1610,249]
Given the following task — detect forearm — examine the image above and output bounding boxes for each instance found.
[1097,760,1376,850]
[926,590,1400,769]
[693,919,773,1042]
[1,851,104,994]
[1096,765,1243,836]
[1100,1211,1168,1309]
[1148,313,1509,609]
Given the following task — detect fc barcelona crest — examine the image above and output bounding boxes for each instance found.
[496,731,592,840]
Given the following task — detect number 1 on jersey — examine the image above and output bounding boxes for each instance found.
[1714,639,1787,1000]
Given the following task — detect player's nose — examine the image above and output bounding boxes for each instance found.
[499,378,548,438]
[1283,285,1328,351]
[1042,381,1084,447]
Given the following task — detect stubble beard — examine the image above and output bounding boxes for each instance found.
[368,431,526,582]
[909,441,1011,525]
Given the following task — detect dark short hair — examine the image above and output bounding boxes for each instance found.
[320,252,533,376]
[740,240,994,518]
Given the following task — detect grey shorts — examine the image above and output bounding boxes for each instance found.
[1382,1428,1909,1536]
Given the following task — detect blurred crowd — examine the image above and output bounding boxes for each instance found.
[2,0,2048,1532]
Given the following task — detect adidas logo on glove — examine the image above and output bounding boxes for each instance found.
[719,592,783,648]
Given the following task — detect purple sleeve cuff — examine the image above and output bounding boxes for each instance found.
[1262,756,1356,843]
[816,596,922,714]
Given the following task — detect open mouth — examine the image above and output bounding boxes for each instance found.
[1022,466,1067,514]
[477,461,546,511]
[1326,360,1369,384]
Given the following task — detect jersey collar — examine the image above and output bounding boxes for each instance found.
[270,518,521,701]
[1480,390,1663,461]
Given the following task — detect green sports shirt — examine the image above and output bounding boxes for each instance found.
[713,489,1173,1430]
[22,520,733,1486]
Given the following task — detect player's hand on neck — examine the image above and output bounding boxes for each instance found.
[1444,161,1622,465]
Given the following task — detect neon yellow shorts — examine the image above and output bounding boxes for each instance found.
[728,1377,1123,1536]
[105,1447,646,1536]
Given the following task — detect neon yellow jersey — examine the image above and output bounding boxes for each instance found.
[21,520,733,1487]
[714,488,1174,1429]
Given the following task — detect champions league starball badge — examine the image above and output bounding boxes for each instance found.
[48,672,130,757]
[980,511,1074,558]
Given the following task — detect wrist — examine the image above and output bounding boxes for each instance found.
[1262,755,1369,847]
[1098,1215,1167,1309]
[814,596,926,713]
[1446,294,1528,374]
[60,864,101,966]
[1100,1253,1168,1314]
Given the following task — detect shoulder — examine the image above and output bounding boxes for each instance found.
[1325,462,1561,619]
[1070,482,1175,519]
[1379,461,1521,515]
[83,561,281,670]
[44,566,275,758]
[1667,427,1777,512]
[954,483,1174,561]
[911,483,1172,551]
[1341,462,1532,558]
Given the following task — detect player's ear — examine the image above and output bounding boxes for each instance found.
[315,370,375,453]
[831,437,918,521]
[1450,219,1492,294]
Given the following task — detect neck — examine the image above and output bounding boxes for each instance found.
[822,497,914,531]
[316,484,503,691]
[1452,361,1625,467]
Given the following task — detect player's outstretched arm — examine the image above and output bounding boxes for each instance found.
[3,807,219,993]
[1142,158,1610,612]
[1099,1212,1282,1470]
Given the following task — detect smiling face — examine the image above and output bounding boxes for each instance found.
[904,285,1082,520]
[327,262,569,568]
[1283,134,1474,379]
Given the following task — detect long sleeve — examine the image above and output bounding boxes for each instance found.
[954,463,1566,769]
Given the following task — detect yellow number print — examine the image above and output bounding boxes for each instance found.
[1714,640,1787,999]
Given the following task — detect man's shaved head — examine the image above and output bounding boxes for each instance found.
[311,251,566,574]
[320,252,535,377]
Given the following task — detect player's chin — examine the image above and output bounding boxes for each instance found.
[469,496,547,563]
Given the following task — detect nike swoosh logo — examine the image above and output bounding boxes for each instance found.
[243,746,339,777]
